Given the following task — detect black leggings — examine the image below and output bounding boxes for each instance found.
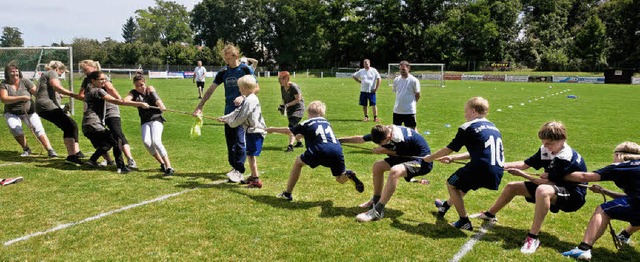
[84,128,124,168]
[38,108,79,141]
[105,117,128,145]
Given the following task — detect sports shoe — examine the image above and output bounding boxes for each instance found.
[617,230,632,245]
[247,179,263,189]
[451,219,473,231]
[0,177,23,186]
[374,117,381,122]
[520,236,541,254]
[435,199,450,217]
[20,147,31,157]
[160,163,166,172]
[561,247,592,260]
[65,155,83,166]
[344,170,364,193]
[294,141,303,148]
[48,149,58,158]
[76,151,86,158]
[117,166,131,174]
[356,208,383,222]
[284,145,294,152]
[471,211,498,223]
[85,160,100,168]
[359,199,375,208]
[363,117,369,122]
[277,191,293,201]
[164,167,175,176]
[127,158,137,169]
[240,175,257,184]
[226,169,243,183]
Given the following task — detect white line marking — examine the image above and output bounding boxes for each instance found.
[0,162,22,167]
[4,188,195,246]
[449,222,495,262]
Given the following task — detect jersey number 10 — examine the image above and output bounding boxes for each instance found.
[485,135,505,167]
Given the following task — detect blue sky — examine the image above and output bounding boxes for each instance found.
[1,0,201,46]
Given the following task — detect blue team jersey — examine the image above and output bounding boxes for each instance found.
[290,117,343,157]
[447,118,504,174]
[525,143,588,195]
[213,63,256,114]
[382,125,431,157]
[595,160,640,209]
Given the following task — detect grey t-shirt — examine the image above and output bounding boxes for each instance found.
[35,70,62,113]
[82,87,108,133]
[82,77,120,119]
[281,82,305,118]
[1,78,35,115]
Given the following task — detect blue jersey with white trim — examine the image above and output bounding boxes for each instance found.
[525,143,588,194]
[447,118,504,174]
[290,117,342,156]
[595,160,640,208]
[213,63,256,114]
[382,125,431,158]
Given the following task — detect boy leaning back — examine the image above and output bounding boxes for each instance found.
[218,75,265,188]
[267,101,364,201]
[422,97,504,231]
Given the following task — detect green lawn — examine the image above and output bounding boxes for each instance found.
[1,76,639,261]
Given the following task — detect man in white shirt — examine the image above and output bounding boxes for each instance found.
[353,59,381,122]
[392,60,420,129]
[193,60,207,99]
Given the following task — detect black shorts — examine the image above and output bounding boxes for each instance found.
[288,116,302,129]
[300,151,345,177]
[447,166,502,193]
[196,81,205,88]
[524,182,586,213]
[384,157,433,182]
[393,113,416,129]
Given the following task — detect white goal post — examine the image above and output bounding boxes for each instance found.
[0,47,75,115]
[387,63,445,88]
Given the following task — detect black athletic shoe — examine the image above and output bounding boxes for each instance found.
[76,151,86,158]
[284,145,294,152]
[345,170,364,193]
[65,155,83,166]
[160,163,166,172]
[117,166,131,174]
[164,168,175,176]
[294,141,303,148]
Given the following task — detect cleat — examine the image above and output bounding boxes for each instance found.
[0,177,24,186]
[520,236,540,254]
[451,219,473,231]
[117,166,131,174]
[20,148,31,157]
[128,158,137,169]
[294,141,303,148]
[435,199,450,217]
[345,170,364,193]
[358,199,375,208]
[561,247,591,260]
[65,155,83,166]
[226,169,243,183]
[356,208,383,222]
[284,145,294,152]
[48,149,58,158]
[470,211,498,223]
[277,191,293,201]
[163,167,174,176]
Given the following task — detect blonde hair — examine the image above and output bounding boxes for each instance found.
[466,97,489,115]
[614,141,640,161]
[538,121,567,141]
[222,44,239,58]
[45,60,67,72]
[307,100,326,117]
[237,75,257,91]
[78,60,101,71]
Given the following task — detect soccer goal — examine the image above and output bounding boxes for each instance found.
[335,67,359,78]
[387,63,445,88]
[0,47,76,115]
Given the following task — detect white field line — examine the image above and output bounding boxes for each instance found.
[449,222,495,262]
[4,188,196,246]
[0,162,22,167]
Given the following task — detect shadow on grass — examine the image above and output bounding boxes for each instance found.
[231,189,405,219]
[389,214,468,239]
[0,150,56,164]
[155,171,229,188]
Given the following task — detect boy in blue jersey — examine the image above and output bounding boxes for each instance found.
[354,124,433,222]
[193,44,258,183]
[473,121,587,254]
[422,97,504,231]
[561,142,640,260]
[267,101,364,201]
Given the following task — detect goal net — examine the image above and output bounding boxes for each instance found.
[387,63,445,88]
[0,47,76,115]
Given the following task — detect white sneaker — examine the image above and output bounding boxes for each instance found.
[470,211,498,223]
[226,169,244,183]
[356,208,383,222]
[561,247,592,260]
[1,177,23,186]
[520,236,540,254]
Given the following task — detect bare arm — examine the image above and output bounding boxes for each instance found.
[374,77,380,92]
[504,160,530,170]
[415,92,421,102]
[338,136,367,144]
[49,77,80,99]
[353,76,361,83]
[438,152,470,163]
[104,81,122,99]
[423,147,454,162]
[0,89,30,104]
[194,83,219,115]
[266,127,293,136]
[285,93,302,108]
[247,58,258,70]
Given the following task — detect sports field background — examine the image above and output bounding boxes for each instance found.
[1,76,639,261]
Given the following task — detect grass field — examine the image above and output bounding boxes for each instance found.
[1,76,639,261]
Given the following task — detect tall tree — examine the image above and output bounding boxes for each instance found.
[136,0,193,46]
[122,17,139,44]
[0,27,24,47]
[599,0,640,68]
